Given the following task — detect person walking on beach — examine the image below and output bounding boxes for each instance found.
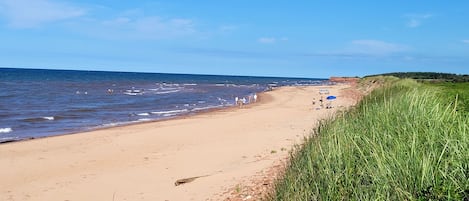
[319,96,324,108]
[235,96,239,107]
[253,93,257,102]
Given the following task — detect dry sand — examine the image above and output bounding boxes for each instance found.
[0,84,357,201]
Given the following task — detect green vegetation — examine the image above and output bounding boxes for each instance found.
[270,77,468,200]
[430,82,469,115]
[365,72,469,82]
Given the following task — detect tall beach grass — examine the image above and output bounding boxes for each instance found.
[271,78,468,200]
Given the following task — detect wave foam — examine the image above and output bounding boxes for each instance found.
[43,116,55,120]
[155,90,180,94]
[0,127,12,133]
[191,105,223,112]
[151,109,188,115]
[137,113,150,116]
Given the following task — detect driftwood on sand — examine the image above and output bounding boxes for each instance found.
[174,175,210,186]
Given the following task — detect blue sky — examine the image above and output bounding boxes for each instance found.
[0,0,468,78]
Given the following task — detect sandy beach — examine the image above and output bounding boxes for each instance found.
[0,84,357,201]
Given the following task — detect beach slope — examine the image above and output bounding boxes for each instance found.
[0,85,356,201]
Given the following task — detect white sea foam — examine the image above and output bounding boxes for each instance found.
[156,90,180,94]
[183,83,197,86]
[137,118,152,122]
[151,109,188,115]
[162,83,180,87]
[102,123,119,127]
[0,137,16,142]
[160,87,182,90]
[191,105,223,112]
[0,127,13,133]
[137,113,150,116]
[43,116,55,120]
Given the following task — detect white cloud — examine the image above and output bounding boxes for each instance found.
[0,0,85,28]
[462,40,469,44]
[347,39,410,56]
[81,14,197,40]
[404,13,433,28]
[407,19,420,28]
[258,37,276,44]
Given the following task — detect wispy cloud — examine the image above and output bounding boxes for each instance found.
[304,39,410,59]
[86,15,197,40]
[0,1,201,39]
[174,47,262,58]
[404,13,433,28]
[348,39,410,55]
[0,0,86,28]
[258,37,288,44]
[462,40,469,44]
[218,25,237,32]
[258,37,276,44]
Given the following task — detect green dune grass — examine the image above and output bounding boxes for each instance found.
[270,78,468,200]
[430,82,469,115]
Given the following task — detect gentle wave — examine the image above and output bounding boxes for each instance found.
[70,108,97,113]
[124,92,144,96]
[160,83,180,87]
[151,109,188,115]
[0,137,19,143]
[43,116,55,120]
[137,113,150,116]
[191,105,224,112]
[160,87,182,90]
[0,127,13,133]
[23,116,56,122]
[155,90,180,94]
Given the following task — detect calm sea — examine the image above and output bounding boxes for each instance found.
[0,68,326,143]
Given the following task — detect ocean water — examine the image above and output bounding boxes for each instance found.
[0,68,326,143]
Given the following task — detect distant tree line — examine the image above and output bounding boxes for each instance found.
[365,72,469,82]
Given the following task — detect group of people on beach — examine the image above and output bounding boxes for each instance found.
[235,93,257,108]
[312,91,333,110]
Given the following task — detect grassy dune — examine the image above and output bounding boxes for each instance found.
[271,78,468,200]
[431,82,469,115]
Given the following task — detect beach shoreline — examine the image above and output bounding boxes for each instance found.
[0,84,358,201]
[0,90,270,145]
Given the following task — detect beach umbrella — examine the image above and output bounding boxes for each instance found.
[326,96,336,100]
